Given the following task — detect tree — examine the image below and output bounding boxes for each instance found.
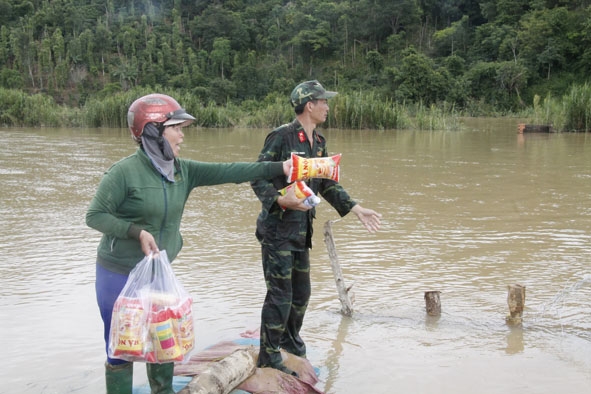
[94,22,112,77]
[232,50,262,100]
[188,4,249,51]
[352,0,420,48]
[38,31,52,90]
[481,0,531,25]
[471,22,517,62]
[496,60,528,106]
[463,60,522,109]
[10,18,36,88]
[0,68,24,89]
[536,38,565,79]
[366,50,384,74]
[111,55,138,90]
[433,15,470,56]
[387,47,448,105]
[284,9,332,67]
[517,7,579,80]
[210,37,232,80]
[0,25,10,66]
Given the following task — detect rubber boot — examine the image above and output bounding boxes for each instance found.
[146,362,175,394]
[105,362,133,394]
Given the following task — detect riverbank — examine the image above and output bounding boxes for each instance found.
[1,84,590,131]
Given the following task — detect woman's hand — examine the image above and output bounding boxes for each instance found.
[282,159,293,177]
[139,230,159,256]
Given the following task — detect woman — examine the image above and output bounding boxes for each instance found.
[86,93,290,394]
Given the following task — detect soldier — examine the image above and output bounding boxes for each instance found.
[251,80,382,376]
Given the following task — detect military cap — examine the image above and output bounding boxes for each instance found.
[290,80,338,107]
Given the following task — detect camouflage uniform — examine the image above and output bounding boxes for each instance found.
[251,81,357,369]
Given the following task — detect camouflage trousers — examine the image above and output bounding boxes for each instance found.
[257,247,311,368]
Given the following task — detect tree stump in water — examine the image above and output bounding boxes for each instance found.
[424,291,441,316]
[506,284,526,325]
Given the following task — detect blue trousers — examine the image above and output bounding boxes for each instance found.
[95,263,129,365]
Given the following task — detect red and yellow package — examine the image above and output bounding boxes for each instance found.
[150,309,183,363]
[288,153,341,183]
[278,181,321,210]
[109,297,149,360]
[279,181,313,199]
[174,298,195,356]
[148,293,194,362]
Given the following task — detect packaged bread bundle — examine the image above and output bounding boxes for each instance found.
[109,297,150,361]
[278,181,321,209]
[149,291,194,362]
[288,153,341,183]
[150,307,183,363]
[174,298,195,356]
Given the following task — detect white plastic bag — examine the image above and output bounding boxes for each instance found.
[108,250,195,363]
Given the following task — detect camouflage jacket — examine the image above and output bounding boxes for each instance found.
[251,119,357,251]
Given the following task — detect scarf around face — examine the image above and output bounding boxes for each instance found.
[141,123,176,182]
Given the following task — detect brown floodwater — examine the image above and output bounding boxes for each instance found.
[1,119,590,393]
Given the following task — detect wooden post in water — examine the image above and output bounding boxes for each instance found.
[323,220,354,316]
[424,291,441,316]
[506,284,526,324]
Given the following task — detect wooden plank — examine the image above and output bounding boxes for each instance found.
[323,220,354,316]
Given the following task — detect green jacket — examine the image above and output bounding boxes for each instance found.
[250,120,356,251]
[86,148,284,274]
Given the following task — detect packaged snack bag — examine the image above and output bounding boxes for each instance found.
[278,181,321,209]
[288,153,341,183]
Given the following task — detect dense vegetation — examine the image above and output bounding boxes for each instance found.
[1,0,591,130]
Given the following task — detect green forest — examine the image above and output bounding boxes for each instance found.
[2,0,591,130]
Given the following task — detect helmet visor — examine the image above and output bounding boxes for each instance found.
[163,109,196,126]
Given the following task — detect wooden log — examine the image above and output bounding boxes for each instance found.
[177,348,257,394]
[506,284,526,325]
[323,220,354,316]
[424,291,441,316]
[517,123,552,133]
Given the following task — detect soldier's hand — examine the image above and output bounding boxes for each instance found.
[277,186,311,211]
[351,205,381,233]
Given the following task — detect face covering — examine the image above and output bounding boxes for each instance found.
[140,123,176,182]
